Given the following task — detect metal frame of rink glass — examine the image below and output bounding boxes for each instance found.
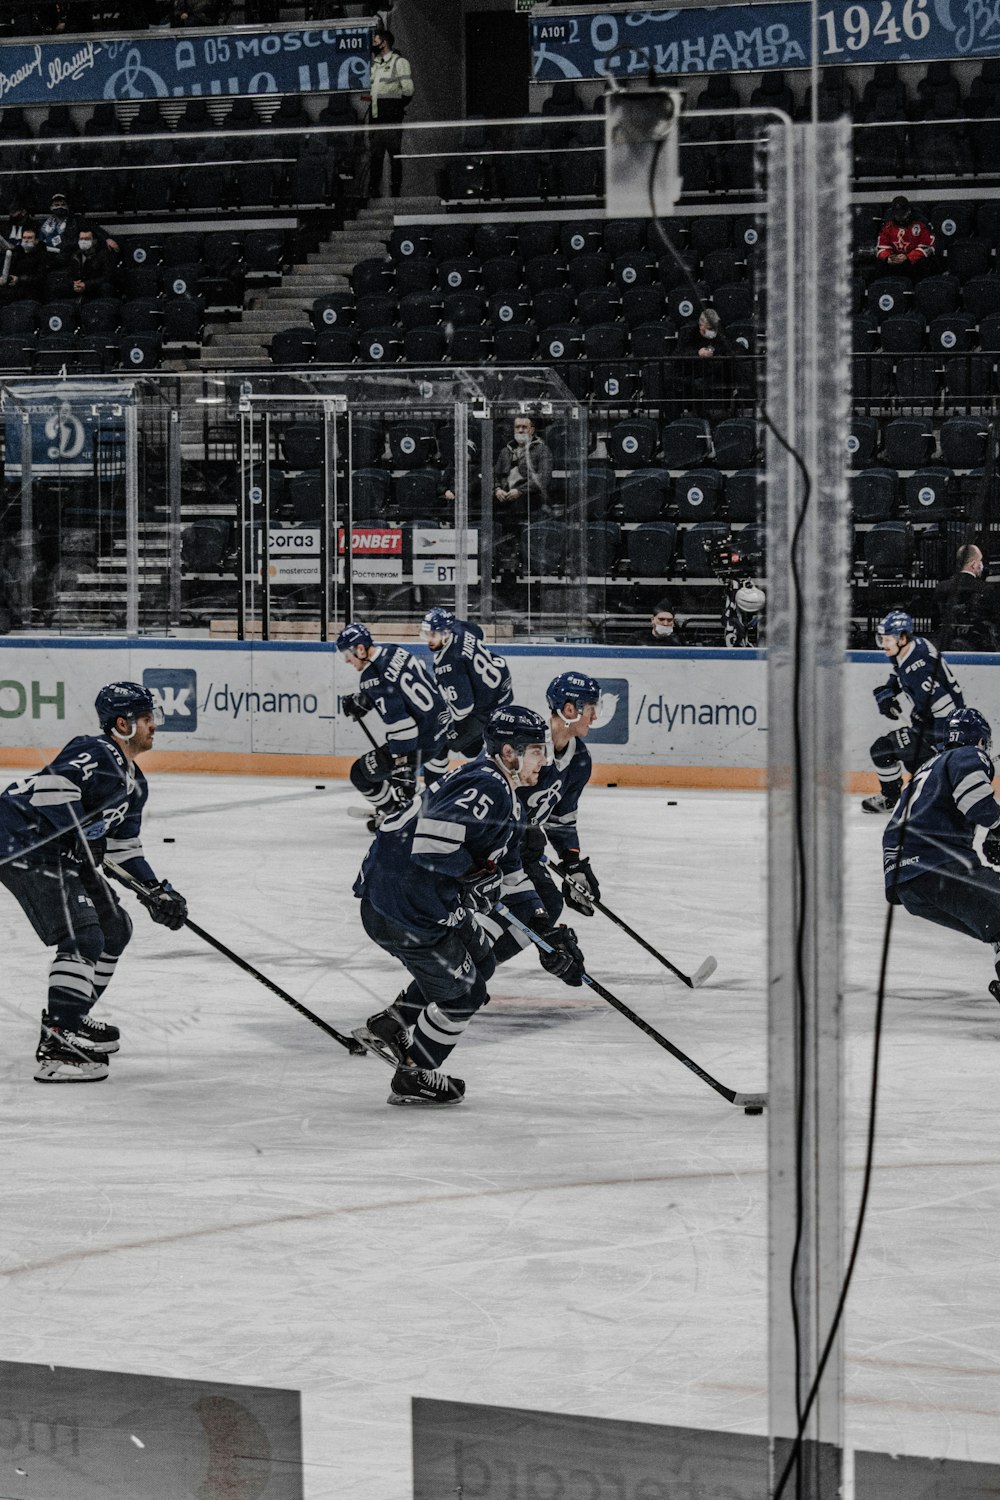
[495,902,767,1114]
[102,857,366,1057]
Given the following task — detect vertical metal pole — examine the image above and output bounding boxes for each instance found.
[320,402,333,643]
[479,411,494,625]
[453,398,469,619]
[167,406,182,632]
[566,400,588,640]
[262,410,271,642]
[345,410,354,621]
[766,119,851,1500]
[19,408,33,629]
[124,399,139,636]
[237,404,249,642]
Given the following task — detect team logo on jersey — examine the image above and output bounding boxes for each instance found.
[587,678,629,745]
[142,668,198,732]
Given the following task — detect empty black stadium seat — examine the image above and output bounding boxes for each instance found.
[583,323,628,360]
[607,419,660,469]
[851,468,897,522]
[389,226,431,261]
[350,468,391,520]
[488,291,531,328]
[438,257,482,292]
[848,416,879,467]
[883,417,934,468]
[398,291,443,331]
[270,328,315,367]
[725,469,763,523]
[662,417,713,469]
[621,286,665,327]
[359,326,402,363]
[317,327,359,364]
[387,421,437,469]
[524,256,567,293]
[450,326,493,363]
[675,468,723,520]
[391,469,440,521]
[962,276,1000,323]
[880,313,925,353]
[120,332,162,369]
[494,324,537,361]
[395,259,438,296]
[443,292,486,327]
[356,293,398,331]
[864,521,914,577]
[586,522,621,576]
[712,417,757,469]
[402,326,446,362]
[903,467,952,518]
[928,314,974,352]
[520,521,567,575]
[353,257,394,296]
[946,238,992,282]
[616,468,670,521]
[538,324,583,362]
[627,522,676,578]
[939,415,988,468]
[480,257,522,295]
[532,288,575,328]
[576,287,622,327]
[312,292,356,330]
[712,283,754,324]
[913,274,961,320]
[559,223,603,258]
[682,522,728,578]
[893,356,938,403]
[867,278,910,318]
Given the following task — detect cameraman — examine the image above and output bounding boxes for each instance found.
[369,26,414,198]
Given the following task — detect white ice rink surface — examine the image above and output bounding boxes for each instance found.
[3,775,1000,1497]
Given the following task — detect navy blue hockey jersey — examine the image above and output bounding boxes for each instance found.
[883,744,1000,892]
[430,622,513,731]
[877,637,964,741]
[354,755,542,936]
[0,735,157,882]
[519,735,593,860]
[358,645,451,757]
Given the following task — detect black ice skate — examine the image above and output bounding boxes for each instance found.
[989,980,1000,1006]
[34,1016,109,1083]
[861,792,898,814]
[74,1011,120,1054]
[351,1002,411,1067]
[388,1066,465,1106]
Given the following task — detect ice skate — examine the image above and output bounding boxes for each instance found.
[862,792,897,814]
[74,1011,120,1054]
[34,1017,110,1083]
[351,1002,410,1067]
[388,1065,465,1106]
[989,980,1000,1006]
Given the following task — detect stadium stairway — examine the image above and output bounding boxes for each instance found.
[200,196,440,368]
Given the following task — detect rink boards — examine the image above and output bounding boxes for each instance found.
[1,637,998,788]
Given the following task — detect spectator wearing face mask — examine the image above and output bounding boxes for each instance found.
[676,307,735,416]
[1,224,48,302]
[637,600,690,646]
[678,306,722,358]
[368,25,414,198]
[47,227,117,300]
[493,415,553,522]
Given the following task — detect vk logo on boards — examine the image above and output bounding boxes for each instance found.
[142,668,198,733]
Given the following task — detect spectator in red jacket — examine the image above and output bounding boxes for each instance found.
[876,195,935,275]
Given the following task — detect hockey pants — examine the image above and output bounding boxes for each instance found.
[360,898,496,1070]
[481,858,564,965]
[0,854,132,1027]
[896,867,1000,964]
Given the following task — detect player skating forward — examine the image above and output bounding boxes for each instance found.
[338,621,452,828]
[350,704,586,1106]
[883,708,1000,1002]
[420,607,513,758]
[863,609,965,814]
[0,682,188,1082]
[484,671,603,965]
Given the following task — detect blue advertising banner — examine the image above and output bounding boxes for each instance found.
[532,2,1000,80]
[0,23,370,107]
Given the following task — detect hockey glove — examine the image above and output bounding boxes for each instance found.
[389,761,416,800]
[874,684,902,719]
[561,856,600,917]
[537,924,585,987]
[984,827,1000,867]
[137,880,188,931]
[373,743,396,774]
[462,860,501,915]
[342,692,372,721]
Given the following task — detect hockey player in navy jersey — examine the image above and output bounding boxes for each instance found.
[350,704,586,1106]
[420,606,513,758]
[863,609,966,814]
[0,682,188,1083]
[338,621,452,828]
[883,707,1000,1002]
[485,671,602,966]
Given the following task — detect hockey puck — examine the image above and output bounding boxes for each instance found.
[744,1105,764,1116]
[667,800,678,806]
[315,784,326,789]
[163,837,175,843]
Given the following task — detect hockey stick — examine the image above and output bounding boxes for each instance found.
[103,858,366,1056]
[550,851,717,989]
[495,902,765,1112]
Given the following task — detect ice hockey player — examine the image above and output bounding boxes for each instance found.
[484,671,603,966]
[863,609,966,814]
[350,704,586,1106]
[883,707,1000,1002]
[420,606,513,758]
[337,621,452,829]
[0,682,188,1083]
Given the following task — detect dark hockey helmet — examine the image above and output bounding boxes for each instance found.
[946,706,992,752]
[336,621,373,656]
[545,671,601,716]
[484,704,549,759]
[876,609,914,645]
[420,607,457,640]
[95,681,162,734]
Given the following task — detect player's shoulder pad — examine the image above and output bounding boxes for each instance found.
[63,733,128,773]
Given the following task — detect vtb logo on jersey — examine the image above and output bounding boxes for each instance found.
[142,668,198,733]
[587,678,630,745]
